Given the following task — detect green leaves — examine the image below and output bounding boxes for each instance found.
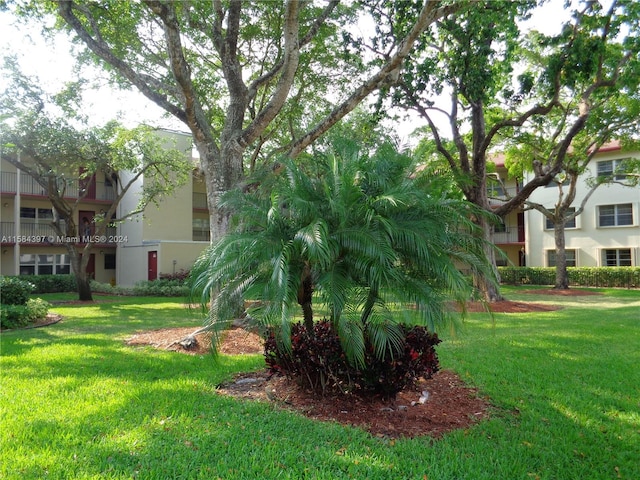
[191,138,496,363]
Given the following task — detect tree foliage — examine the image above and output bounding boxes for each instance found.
[380,0,640,300]
[190,139,497,369]
[9,0,465,242]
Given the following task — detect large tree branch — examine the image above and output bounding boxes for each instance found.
[288,1,462,158]
[399,82,461,175]
[241,0,301,147]
[143,1,219,154]
[247,0,340,102]
[56,1,188,125]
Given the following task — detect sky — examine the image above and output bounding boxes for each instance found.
[0,1,574,143]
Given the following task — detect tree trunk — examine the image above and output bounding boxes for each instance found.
[467,173,504,303]
[298,263,314,333]
[76,273,93,301]
[197,137,246,244]
[476,214,504,302]
[69,247,93,301]
[554,222,570,289]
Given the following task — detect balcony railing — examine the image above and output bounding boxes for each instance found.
[488,186,520,205]
[0,172,115,201]
[193,192,208,210]
[493,228,522,244]
[1,221,116,244]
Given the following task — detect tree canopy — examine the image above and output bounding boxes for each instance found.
[381,0,640,300]
[10,0,466,242]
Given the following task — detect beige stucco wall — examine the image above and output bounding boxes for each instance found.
[116,240,207,286]
[525,150,640,267]
[116,243,157,286]
[142,182,194,241]
[156,241,208,276]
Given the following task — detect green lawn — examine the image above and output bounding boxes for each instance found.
[1,287,639,479]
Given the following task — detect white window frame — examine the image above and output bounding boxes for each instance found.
[596,203,634,228]
[600,248,634,267]
[596,158,631,182]
[547,249,577,267]
[19,253,71,275]
[544,207,578,230]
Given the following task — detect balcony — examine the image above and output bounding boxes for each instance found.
[488,186,520,206]
[1,221,117,245]
[1,172,115,202]
[493,227,524,244]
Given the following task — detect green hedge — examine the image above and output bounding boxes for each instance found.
[11,275,77,293]
[0,277,35,305]
[89,279,189,297]
[498,267,640,288]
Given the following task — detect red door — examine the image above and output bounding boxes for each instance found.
[517,212,525,242]
[148,251,158,281]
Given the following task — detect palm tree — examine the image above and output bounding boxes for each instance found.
[190,139,496,369]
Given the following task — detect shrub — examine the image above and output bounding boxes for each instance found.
[89,281,131,296]
[0,276,35,305]
[498,266,640,288]
[1,297,50,329]
[1,304,29,329]
[18,275,77,293]
[89,279,189,297]
[132,279,189,297]
[159,269,190,282]
[265,320,441,398]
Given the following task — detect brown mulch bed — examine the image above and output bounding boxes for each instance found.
[463,288,601,313]
[126,326,491,438]
[125,291,595,438]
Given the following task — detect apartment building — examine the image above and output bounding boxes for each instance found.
[0,160,119,283]
[523,143,639,268]
[1,129,211,286]
[3,132,636,285]
[487,155,527,267]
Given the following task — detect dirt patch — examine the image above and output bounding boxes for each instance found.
[520,288,602,296]
[126,326,491,438]
[463,300,561,313]
[126,326,263,355]
[218,369,490,439]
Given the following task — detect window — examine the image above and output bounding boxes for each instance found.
[597,159,630,182]
[104,253,116,270]
[547,250,577,267]
[494,219,507,233]
[20,208,52,222]
[193,218,210,241]
[545,207,577,230]
[19,253,71,275]
[38,254,54,275]
[19,254,36,275]
[20,207,36,219]
[602,249,632,267]
[56,254,71,274]
[487,178,505,197]
[598,204,633,227]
